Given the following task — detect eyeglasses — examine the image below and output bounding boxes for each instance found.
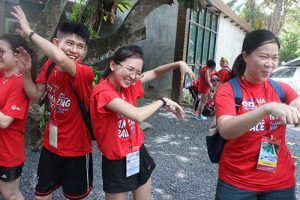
[0,49,14,57]
[119,63,144,79]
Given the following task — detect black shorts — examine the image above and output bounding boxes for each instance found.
[0,163,23,182]
[35,147,93,200]
[102,144,156,193]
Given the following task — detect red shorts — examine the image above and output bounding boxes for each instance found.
[198,84,209,94]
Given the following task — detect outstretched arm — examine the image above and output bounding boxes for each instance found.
[218,102,300,139]
[106,97,184,123]
[141,61,195,84]
[11,5,77,77]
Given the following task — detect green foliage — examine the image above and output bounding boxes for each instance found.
[70,0,85,21]
[38,110,50,135]
[71,0,133,38]
[116,0,133,13]
[279,31,300,62]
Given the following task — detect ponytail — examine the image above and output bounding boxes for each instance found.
[230,54,246,79]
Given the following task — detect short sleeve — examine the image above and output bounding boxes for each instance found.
[215,82,236,119]
[218,69,226,83]
[96,89,120,113]
[132,80,144,100]
[36,59,52,84]
[72,63,94,90]
[1,79,29,120]
[278,82,298,104]
[70,63,94,108]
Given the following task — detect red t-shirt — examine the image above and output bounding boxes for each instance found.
[198,66,210,94]
[218,67,231,83]
[36,59,94,156]
[192,79,200,92]
[90,78,145,160]
[0,72,29,167]
[215,77,298,191]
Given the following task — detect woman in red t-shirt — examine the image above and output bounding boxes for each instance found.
[196,60,216,120]
[214,57,231,92]
[215,30,300,200]
[90,45,194,200]
[0,34,33,200]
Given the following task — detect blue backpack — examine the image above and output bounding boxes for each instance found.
[206,77,286,163]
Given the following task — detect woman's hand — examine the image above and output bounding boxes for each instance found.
[263,102,300,125]
[15,46,32,74]
[162,97,185,120]
[178,61,195,85]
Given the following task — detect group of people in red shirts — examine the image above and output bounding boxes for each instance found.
[188,57,231,120]
[1,5,300,200]
[1,5,194,200]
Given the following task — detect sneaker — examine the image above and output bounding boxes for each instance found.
[192,111,199,115]
[196,114,207,121]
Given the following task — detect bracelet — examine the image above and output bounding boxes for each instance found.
[28,31,35,41]
[159,97,167,107]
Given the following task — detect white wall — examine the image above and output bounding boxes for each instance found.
[214,14,246,70]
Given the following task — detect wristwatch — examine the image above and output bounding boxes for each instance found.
[160,97,167,107]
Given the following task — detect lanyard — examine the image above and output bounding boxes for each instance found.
[120,92,135,151]
[52,69,59,122]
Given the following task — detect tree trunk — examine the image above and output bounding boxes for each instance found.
[85,0,175,64]
[33,0,68,65]
[268,0,283,36]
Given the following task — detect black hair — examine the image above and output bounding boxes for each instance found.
[102,45,144,78]
[56,21,90,44]
[0,33,37,81]
[206,59,216,69]
[231,29,280,78]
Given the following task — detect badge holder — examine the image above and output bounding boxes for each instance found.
[126,146,140,177]
[49,121,58,148]
[257,136,281,172]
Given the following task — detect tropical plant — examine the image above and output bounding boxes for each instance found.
[71,0,133,38]
[279,31,300,62]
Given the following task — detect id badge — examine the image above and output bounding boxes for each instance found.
[49,122,58,148]
[256,136,281,172]
[126,150,140,177]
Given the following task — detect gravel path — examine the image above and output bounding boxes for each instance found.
[2,106,300,200]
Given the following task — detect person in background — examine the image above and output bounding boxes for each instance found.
[215,29,300,200]
[186,78,201,115]
[90,45,194,200]
[0,33,34,200]
[196,60,216,120]
[214,57,231,92]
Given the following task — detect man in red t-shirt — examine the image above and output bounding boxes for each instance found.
[13,6,94,199]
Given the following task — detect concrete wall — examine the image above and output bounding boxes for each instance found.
[214,13,246,70]
[136,3,179,99]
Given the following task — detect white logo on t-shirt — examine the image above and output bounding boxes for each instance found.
[11,105,21,111]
